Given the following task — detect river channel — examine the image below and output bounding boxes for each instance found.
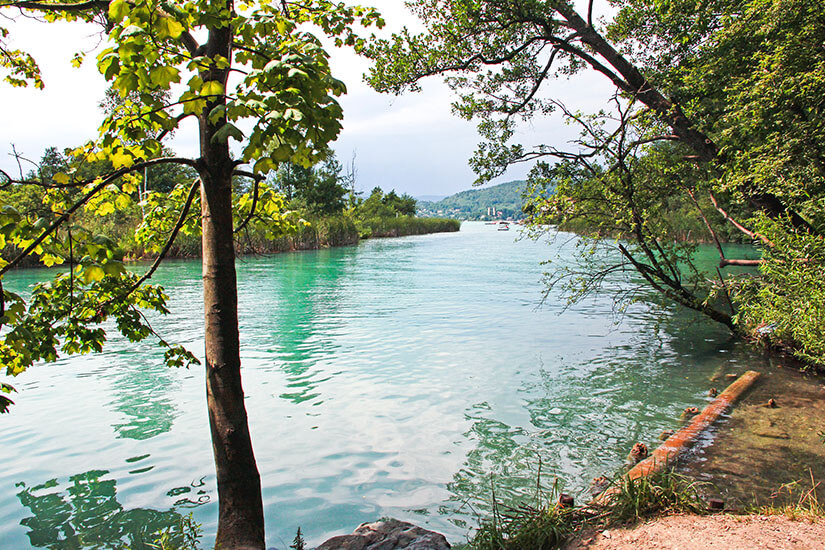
[0,222,787,548]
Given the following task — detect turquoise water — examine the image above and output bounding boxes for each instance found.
[0,222,768,548]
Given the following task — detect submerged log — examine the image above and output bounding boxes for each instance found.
[592,371,761,504]
[628,371,761,481]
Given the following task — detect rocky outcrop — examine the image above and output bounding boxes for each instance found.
[316,518,450,550]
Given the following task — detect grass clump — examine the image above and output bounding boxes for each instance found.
[149,513,202,550]
[601,470,707,524]
[746,471,824,521]
[463,469,707,550]
[470,502,577,550]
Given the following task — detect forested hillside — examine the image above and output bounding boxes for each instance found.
[417,180,528,220]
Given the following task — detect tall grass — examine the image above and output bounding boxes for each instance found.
[463,469,708,550]
[236,214,359,254]
[357,216,460,239]
[747,470,824,520]
[601,470,706,523]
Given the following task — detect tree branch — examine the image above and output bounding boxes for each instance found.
[0,157,198,278]
[719,258,762,267]
[715,266,735,315]
[687,187,726,260]
[709,191,774,247]
[618,243,735,330]
[506,45,560,116]
[122,178,200,298]
[1,0,108,12]
[234,173,261,234]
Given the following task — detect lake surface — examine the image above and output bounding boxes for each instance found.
[0,222,774,548]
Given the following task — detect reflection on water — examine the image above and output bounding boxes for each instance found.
[15,469,204,550]
[245,250,351,405]
[2,224,822,548]
[442,402,543,528]
[109,357,181,441]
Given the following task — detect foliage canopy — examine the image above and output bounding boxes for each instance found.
[367,0,825,366]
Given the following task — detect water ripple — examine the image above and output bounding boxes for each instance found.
[0,223,777,548]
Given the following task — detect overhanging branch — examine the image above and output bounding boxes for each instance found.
[709,191,774,247]
[0,156,198,278]
[121,177,200,298]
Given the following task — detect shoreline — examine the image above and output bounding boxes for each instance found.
[4,216,462,269]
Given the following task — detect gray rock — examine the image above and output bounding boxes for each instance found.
[316,518,450,550]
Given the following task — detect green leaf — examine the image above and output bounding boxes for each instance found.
[211,123,244,144]
[114,72,138,96]
[156,17,185,39]
[110,149,134,169]
[149,66,180,88]
[272,144,293,162]
[201,80,224,97]
[98,53,120,80]
[208,104,226,124]
[120,25,144,38]
[284,108,303,121]
[108,0,129,22]
[103,260,126,276]
[82,265,105,283]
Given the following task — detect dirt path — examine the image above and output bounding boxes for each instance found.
[562,514,825,550]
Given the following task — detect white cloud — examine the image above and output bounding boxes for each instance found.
[1,19,107,173]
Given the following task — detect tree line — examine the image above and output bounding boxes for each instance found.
[0,141,432,259]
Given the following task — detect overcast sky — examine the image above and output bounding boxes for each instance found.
[1,1,614,198]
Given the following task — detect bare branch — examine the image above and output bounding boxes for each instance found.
[719,258,763,267]
[546,36,632,94]
[506,45,560,116]
[10,144,37,180]
[618,243,735,330]
[234,174,261,234]
[155,113,194,142]
[715,267,735,315]
[687,187,726,262]
[627,134,680,148]
[709,191,774,247]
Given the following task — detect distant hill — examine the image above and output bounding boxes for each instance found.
[414,194,448,202]
[417,180,527,220]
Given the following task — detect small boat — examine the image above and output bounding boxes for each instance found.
[497,222,510,231]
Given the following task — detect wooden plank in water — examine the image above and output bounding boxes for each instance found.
[628,370,762,480]
[591,370,761,505]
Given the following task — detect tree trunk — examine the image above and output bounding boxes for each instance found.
[198,15,266,550]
